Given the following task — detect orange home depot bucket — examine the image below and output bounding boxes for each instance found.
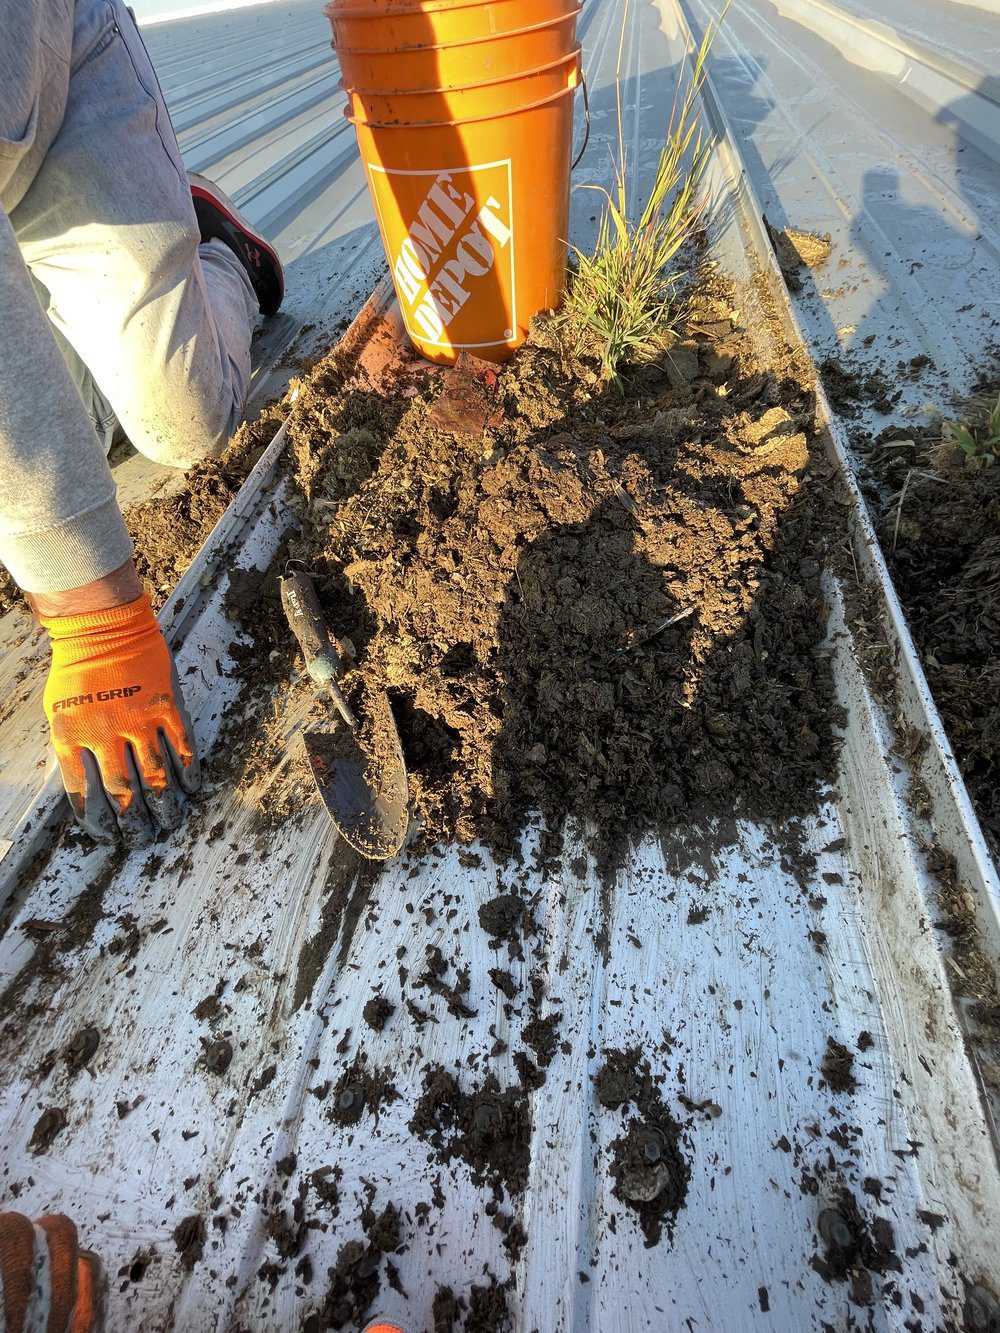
[326,0,576,50]
[345,50,580,365]
[335,10,581,93]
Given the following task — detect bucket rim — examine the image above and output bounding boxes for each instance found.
[345,62,579,128]
[341,44,580,100]
[325,0,572,17]
[331,5,581,56]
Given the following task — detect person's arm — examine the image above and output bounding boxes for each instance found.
[0,205,133,593]
[1,206,200,842]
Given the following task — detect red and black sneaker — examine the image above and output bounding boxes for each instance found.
[189,172,284,317]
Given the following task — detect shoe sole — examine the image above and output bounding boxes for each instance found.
[188,172,284,316]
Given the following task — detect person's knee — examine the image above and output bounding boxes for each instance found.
[124,394,237,470]
[171,414,232,468]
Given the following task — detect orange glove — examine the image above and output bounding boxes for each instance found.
[40,593,201,843]
[0,1211,105,1332]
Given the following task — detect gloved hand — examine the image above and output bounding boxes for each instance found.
[40,592,201,843]
[0,1211,105,1332]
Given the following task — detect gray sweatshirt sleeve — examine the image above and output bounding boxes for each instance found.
[0,204,133,594]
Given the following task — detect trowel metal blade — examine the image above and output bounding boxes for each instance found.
[303,728,408,861]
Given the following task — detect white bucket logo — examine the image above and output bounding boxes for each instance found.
[368,161,515,350]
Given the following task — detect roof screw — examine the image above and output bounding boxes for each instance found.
[642,1132,663,1165]
[474,1104,497,1135]
[966,1283,1000,1332]
[203,1038,233,1076]
[818,1208,855,1251]
[339,1087,361,1113]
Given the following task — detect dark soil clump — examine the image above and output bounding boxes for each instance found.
[173,1214,206,1270]
[410,1067,531,1201]
[820,356,899,419]
[597,1047,691,1247]
[433,1285,461,1331]
[478,895,528,944]
[309,1202,402,1331]
[310,1165,342,1212]
[821,1038,857,1094]
[489,968,519,999]
[521,1012,561,1068]
[286,276,840,868]
[362,995,395,1031]
[595,1047,644,1109]
[465,1276,513,1332]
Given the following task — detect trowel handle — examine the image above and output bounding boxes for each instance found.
[279,571,357,728]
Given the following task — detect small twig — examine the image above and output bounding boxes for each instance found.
[840,537,860,587]
[891,469,915,554]
[612,481,638,517]
[617,606,694,652]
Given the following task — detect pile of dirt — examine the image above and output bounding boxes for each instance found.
[819,356,899,419]
[820,1037,857,1095]
[282,273,841,868]
[307,1201,402,1331]
[124,405,285,606]
[867,417,1000,855]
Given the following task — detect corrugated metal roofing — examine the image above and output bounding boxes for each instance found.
[144,0,374,268]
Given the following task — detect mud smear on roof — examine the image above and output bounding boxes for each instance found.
[410,1066,531,1203]
[283,270,843,871]
[293,852,379,1012]
[0,845,123,1047]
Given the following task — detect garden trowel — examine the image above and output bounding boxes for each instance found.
[279,570,408,859]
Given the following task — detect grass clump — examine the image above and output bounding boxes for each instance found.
[563,1,729,385]
[935,390,1000,469]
